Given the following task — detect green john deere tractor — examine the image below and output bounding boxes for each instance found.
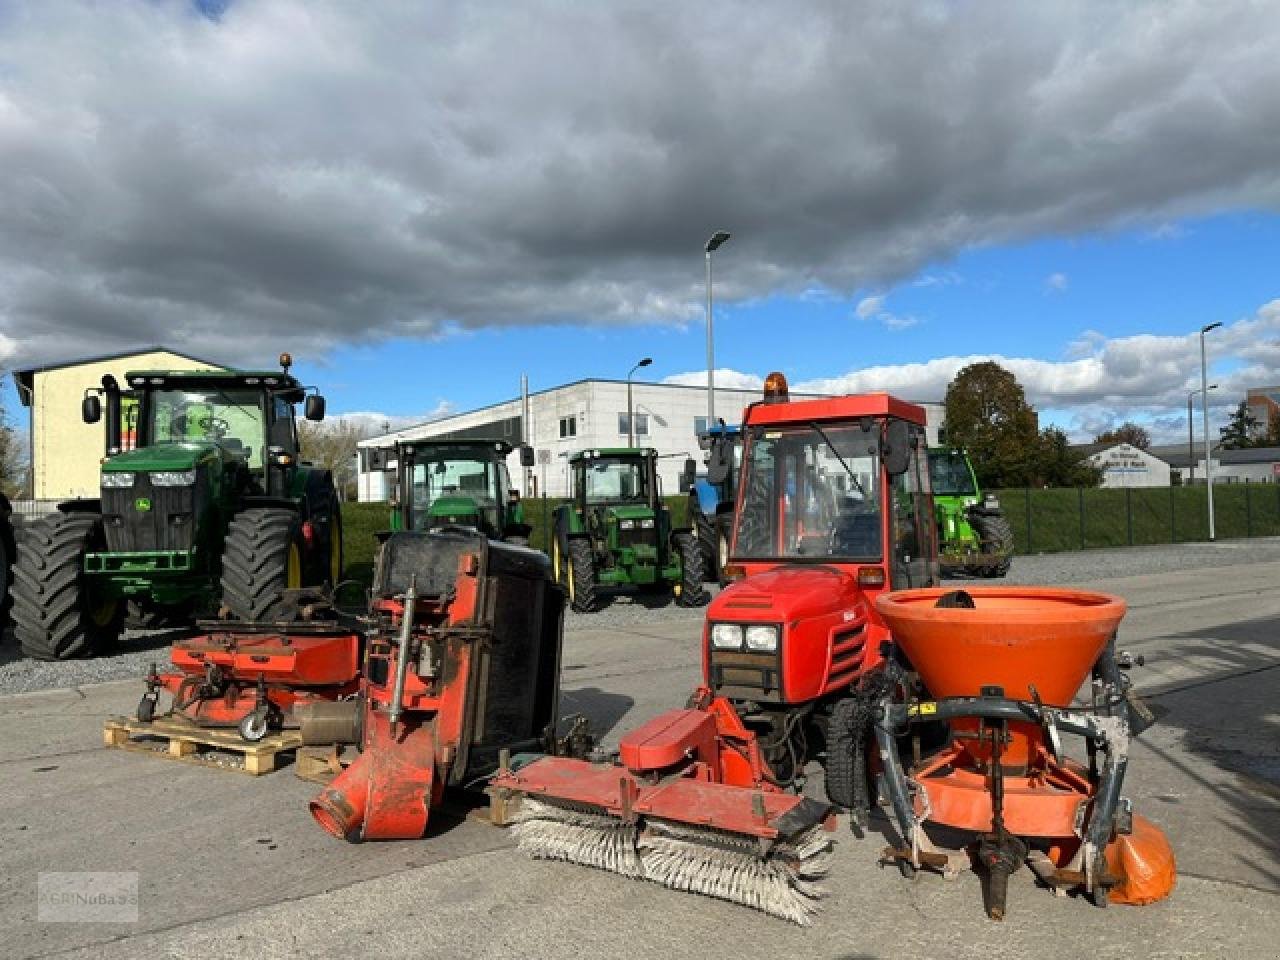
[382,438,535,544]
[927,447,1014,578]
[11,355,341,660]
[550,448,704,613]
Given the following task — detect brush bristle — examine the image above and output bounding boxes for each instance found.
[508,799,832,925]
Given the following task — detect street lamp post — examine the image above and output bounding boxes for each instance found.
[1186,384,1217,484]
[1200,322,1223,539]
[627,357,653,448]
[704,231,731,426]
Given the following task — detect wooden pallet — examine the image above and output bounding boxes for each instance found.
[293,744,353,784]
[103,715,303,776]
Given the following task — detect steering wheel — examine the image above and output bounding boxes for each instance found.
[198,416,230,439]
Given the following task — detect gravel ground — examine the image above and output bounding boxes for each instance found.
[3,536,1279,696]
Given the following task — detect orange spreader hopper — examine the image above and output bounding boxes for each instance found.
[872,587,1174,917]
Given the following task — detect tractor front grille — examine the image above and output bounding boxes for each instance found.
[709,649,783,702]
[615,526,656,552]
[102,473,207,553]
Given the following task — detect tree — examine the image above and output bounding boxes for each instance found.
[1035,427,1104,488]
[943,361,1041,488]
[299,418,374,500]
[1093,422,1151,450]
[1218,401,1261,450]
[0,394,22,497]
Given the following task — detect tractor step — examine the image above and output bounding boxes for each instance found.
[103,715,303,776]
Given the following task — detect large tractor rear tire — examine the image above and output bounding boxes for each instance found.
[12,513,124,660]
[220,508,305,622]
[0,508,15,625]
[688,494,717,582]
[566,538,598,614]
[972,512,1014,577]
[673,532,707,607]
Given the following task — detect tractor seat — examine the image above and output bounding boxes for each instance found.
[831,512,881,558]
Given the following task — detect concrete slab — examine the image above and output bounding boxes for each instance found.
[3,561,1278,959]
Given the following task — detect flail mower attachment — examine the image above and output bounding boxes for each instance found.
[491,692,835,925]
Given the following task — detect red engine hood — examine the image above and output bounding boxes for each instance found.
[709,565,867,624]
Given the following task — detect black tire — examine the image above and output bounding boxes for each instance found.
[674,532,707,607]
[220,508,305,623]
[825,698,860,809]
[12,513,124,660]
[972,512,1014,577]
[566,538,598,614]
[714,512,733,586]
[324,497,344,588]
[689,495,717,582]
[0,510,15,625]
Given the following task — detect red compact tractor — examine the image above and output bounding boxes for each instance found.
[494,373,1173,923]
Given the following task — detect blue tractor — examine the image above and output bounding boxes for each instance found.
[682,423,741,584]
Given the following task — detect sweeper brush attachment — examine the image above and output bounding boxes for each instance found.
[493,699,835,924]
[509,798,832,924]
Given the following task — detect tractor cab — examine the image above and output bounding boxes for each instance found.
[391,439,534,543]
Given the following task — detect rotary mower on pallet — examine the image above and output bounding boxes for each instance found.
[490,373,1175,924]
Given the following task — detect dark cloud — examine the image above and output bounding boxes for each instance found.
[2,1,1280,369]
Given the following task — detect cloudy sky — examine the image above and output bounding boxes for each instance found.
[2,0,1279,442]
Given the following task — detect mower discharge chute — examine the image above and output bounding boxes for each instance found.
[310,528,566,841]
[493,377,939,923]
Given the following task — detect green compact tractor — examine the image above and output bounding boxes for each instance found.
[383,438,535,544]
[11,355,341,660]
[550,447,704,613]
[927,447,1014,577]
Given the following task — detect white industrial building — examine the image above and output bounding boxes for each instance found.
[356,379,944,501]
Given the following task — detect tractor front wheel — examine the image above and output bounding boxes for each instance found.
[566,538,598,614]
[972,512,1014,577]
[12,513,124,660]
[220,508,305,623]
[689,495,717,582]
[673,532,707,607]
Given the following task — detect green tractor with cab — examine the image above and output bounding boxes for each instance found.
[550,447,704,613]
[11,355,342,660]
[927,446,1014,578]
[383,438,535,544]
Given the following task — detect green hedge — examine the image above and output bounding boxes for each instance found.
[995,483,1280,554]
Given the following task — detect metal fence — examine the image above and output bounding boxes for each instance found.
[995,482,1280,554]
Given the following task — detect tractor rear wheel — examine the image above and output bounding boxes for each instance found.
[673,532,707,607]
[566,538,598,613]
[12,513,124,660]
[972,512,1014,577]
[688,495,717,582]
[220,508,305,622]
[0,509,15,624]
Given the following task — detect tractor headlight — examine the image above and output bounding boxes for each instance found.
[151,470,197,487]
[619,520,636,530]
[710,623,743,650]
[101,472,135,488]
[744,625,779,652]
[983,494,1000,510]
[640,518,655,529]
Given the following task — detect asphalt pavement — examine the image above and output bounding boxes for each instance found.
[1,546,1278,959]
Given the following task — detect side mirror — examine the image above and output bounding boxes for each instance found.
[882,420,912,476]
[304,394,326,421]
[82,394,102,424]
[706,440,732,485]
[520,445,536,468]
[679,457,697,493]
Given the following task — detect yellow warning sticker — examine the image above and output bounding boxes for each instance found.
[909,702,937,717]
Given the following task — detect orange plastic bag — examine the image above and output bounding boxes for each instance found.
[1105,813,1177,905]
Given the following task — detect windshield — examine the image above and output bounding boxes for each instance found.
[578,457,649,504]
[734,423,882,560]
[408,450,500,518]
[148,387,266,467]
[928,451,976,496]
